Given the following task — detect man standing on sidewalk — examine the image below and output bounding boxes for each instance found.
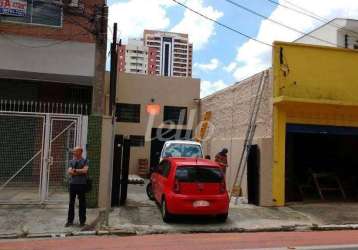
[66,146,89,227]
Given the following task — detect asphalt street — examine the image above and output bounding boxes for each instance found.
[1,230,358,250]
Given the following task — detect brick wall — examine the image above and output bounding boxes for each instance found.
[117,45,126,72]
[148,47,157,75]
[0,0,105,43]
[200,69,273,203]
[86,114,102,208]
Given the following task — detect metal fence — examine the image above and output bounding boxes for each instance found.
[0,99,90,115]
[0,110,88,204]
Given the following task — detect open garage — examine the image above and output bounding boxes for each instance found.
[285,124,358,202]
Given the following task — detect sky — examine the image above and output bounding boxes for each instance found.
[107,0,358,97]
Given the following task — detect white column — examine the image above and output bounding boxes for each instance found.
[40,114,51,203]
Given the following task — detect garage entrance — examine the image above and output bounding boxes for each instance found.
[285,124,358,202]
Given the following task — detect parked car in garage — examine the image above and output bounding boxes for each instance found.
[150,157,229,223]
[159,140,204,162]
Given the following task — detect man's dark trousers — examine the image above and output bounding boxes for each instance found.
[67,184,86,224]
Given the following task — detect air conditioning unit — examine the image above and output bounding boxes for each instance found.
[62,0,79,8]
[69,0,79,8]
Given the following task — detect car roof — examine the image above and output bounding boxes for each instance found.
[167,157,220,167]
[164,140,202,146]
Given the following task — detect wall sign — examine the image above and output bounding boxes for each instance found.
[0,0,27,17]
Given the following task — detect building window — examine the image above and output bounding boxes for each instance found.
[163,106,187,125]
[130,135,145,147]
[116,103,140,123]
[1,0,62,27]
[164,43,170,76]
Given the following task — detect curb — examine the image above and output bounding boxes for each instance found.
[312,224,358,231]
[0,234,18,240]
[2,224,358,240]
[0,229,137,240]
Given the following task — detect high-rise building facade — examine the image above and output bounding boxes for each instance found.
[118,39,157,75]
[118,30,193,78]
[144,30,193,78]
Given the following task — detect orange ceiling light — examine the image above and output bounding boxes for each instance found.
[146,103,160,116]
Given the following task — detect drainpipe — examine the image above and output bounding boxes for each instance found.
[345,34,349,49]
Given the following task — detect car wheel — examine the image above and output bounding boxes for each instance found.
[217,213,228,223]
[161,198,173,223]
[146,183,155,201]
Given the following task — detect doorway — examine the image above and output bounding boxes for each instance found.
[247,145,260,205]
[111,135,131,206]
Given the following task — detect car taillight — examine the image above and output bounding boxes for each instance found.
[219,181,226,194]
[173,179,181,194]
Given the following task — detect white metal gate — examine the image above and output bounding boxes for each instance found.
[0,112,88,204]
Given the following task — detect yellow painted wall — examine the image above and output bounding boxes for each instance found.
[272,42,358,206]
[273,42,358,102]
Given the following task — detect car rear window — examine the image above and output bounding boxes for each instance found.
[163,144,203,158]
[176,166,224,183]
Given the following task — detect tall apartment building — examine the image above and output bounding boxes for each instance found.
[118,30,193,78]
[144,30,193,77]
[118,39,156,75]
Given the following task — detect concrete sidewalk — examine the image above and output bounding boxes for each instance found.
[2,184,358,239]
[106,184,358,235]
[0,204,99,238]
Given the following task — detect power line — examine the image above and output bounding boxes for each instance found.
[282,0,358,38]
[224,0,343,48]
[265,0,358,39]
[171,0,272,47]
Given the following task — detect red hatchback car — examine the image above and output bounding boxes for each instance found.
[150,157,229,222]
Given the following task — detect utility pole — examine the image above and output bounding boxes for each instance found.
[92,4,108,115]
[104,22,119,226]
[109,23,118,115]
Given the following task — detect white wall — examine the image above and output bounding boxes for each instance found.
[295,19,358,49]
[295,19,347,47]
[0,34,95,80]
